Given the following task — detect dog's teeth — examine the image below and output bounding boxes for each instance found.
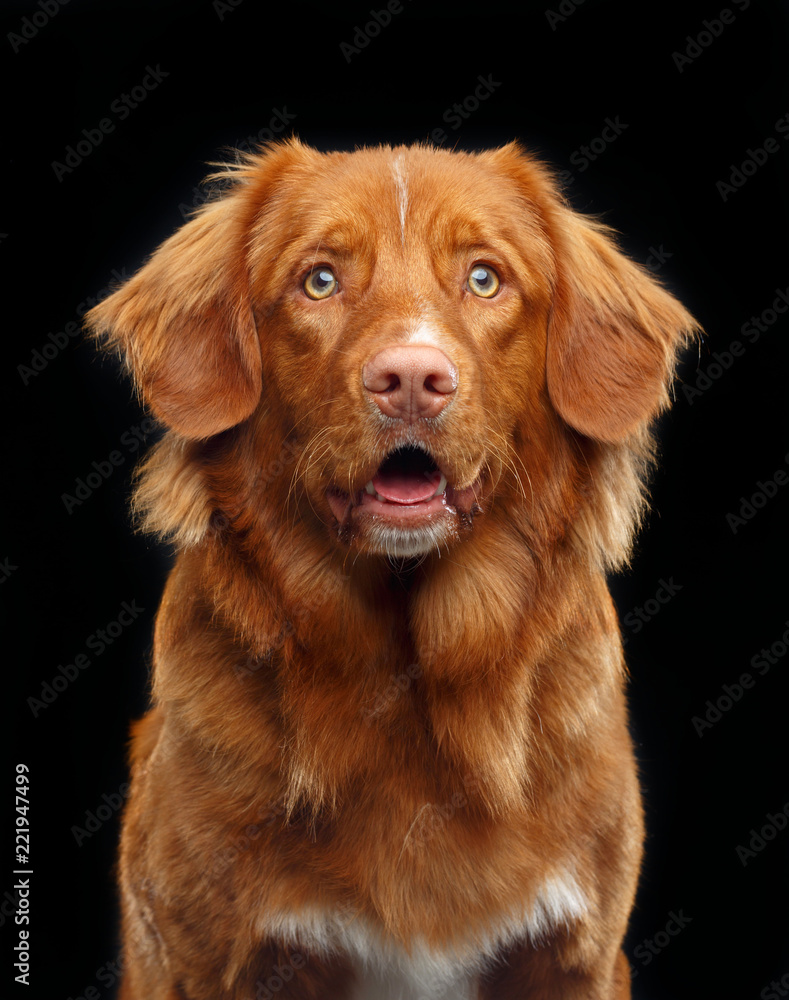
[366,480,389,502]
[433,473,447,497]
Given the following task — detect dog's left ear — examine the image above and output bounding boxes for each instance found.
[485,143,698,444]
[545,207,699,443]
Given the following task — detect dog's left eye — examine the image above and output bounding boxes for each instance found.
[467,265,500,298]
[303,266,338,300]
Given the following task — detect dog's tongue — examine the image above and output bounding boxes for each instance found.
[372,467,443,504]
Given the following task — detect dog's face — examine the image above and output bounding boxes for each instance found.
[248,145,556,559]
[87,140,695,562]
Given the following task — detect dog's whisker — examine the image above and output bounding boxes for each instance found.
[285,396,348,435]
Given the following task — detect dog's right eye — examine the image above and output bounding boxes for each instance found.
[303,267,338,300]
[467,265,500,298]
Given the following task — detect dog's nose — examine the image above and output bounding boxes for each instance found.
[362,345,458,421]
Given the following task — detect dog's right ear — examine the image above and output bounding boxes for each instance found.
[85,141,310,440]
[85,194,259,439]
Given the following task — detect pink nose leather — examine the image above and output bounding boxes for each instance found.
[362,345,458,421]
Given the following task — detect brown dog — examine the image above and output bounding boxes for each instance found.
[87,139,697,999]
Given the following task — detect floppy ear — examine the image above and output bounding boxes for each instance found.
[85,177,261,439]
[546,208,698,443]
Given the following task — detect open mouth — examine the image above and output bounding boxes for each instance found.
[365,447,446,505]
[326,446,483,528]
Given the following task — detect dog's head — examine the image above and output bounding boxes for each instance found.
[87,140,697,564]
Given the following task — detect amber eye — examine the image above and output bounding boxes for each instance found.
[467,265,500,298]
[303,266,338,300]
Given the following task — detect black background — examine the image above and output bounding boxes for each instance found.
[4,1,789,998]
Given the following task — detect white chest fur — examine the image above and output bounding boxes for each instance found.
[256,868,588,998]
[350,942,474,1000]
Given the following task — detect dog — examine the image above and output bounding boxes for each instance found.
[86,138,697,1000]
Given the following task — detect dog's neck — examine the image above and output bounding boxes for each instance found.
[153,517,619,820]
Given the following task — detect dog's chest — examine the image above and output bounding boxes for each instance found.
[256,867,588,997]
[260,910,478,999]
[349,937,475,1000]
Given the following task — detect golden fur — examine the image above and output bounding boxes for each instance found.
[87,139,697,999]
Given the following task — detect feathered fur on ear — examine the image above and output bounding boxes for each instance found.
[85,185,265,440]
[546,207,699,443]
[86,139,322,439]
[85,191,261,439]
[484,141,699,444]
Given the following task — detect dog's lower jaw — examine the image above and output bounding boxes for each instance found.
[332,498,462,558]
[327,478,484,558]
[364,515,461,559]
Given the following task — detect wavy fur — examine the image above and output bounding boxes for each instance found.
[86,139,698,1000]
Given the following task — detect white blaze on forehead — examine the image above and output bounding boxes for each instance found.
[406,320,447,349]
[391,153,408,244]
